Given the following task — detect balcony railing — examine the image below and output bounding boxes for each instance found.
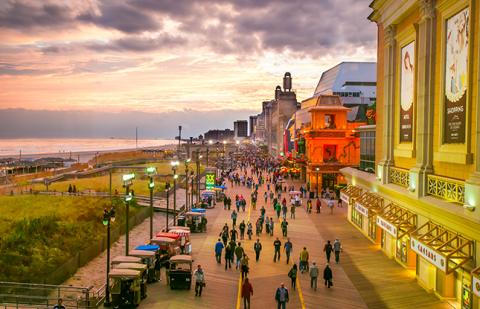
[427,175,465,205]
[389,167,410,188]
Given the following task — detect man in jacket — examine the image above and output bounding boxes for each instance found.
[324,240,333,263]
[299,247,309,273]
[225,243,232,270]
[284,238,293,264]
[194,265,205,296]
[323,263,333,288]
[273,238,282,262]
[241,277,253,309]
[235,242,245,269]
[215,238,224,264]
[309,262,319,291]
[274,283,289,309]
[333,239,342,264]
[254,239,262,262]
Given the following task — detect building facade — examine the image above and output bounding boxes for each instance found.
[341,1,480,308]
[204,129,234,142]
[233,120,248,140]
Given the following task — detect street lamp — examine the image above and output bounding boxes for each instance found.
[315,167,320,198]
[190,170,195,207]
[196,153,202,203]
[122,173,135,255]
[102,207,115,307]
[145,167,157,240]
[207,140,213,167]
[184,158,191,211]
[165,182,171,230]
[171,160,179,225]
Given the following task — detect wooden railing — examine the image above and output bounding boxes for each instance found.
[427,174,465,205]
[389,167,410,188]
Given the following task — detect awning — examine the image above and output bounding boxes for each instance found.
[410,221,472,274]
[354,192,384,217]
[376,203,417,238]
[340,185,363,204]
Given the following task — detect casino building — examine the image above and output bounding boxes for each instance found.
[340,0,480,308]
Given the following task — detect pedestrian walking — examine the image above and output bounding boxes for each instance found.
[281,219,288,237]
[239,220,246,240]
[273,237,281,262]
[225,243,233,270]
[194,265,205,296]
[316,198,321,213]
[240,254,249,279]
[215,238,224,264]
[269,217,274,236]
[287,264,298,290]
[274,283,289,309]
[324,240,333,263]
[220,229,229,246]
[231,210,238,226]
[323,263,333,288]
[282,204,287,220]
[53,299,65,309]
[333,238,342,263]
[230,228,238,243]
[241,277,253,309]
[290,204,295,219]
[299,247,309,273]
[254,239,262,262]
[309,262,319,291]
[284,238,292,264]
[328,197,335,214]
[235,242,244,270]
[247,222,253,240]
[275,202,281,219]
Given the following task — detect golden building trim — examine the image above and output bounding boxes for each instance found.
[389,166,410,188]
[426,174,465,204]
[355,192,385,216]
[380,203,417,238]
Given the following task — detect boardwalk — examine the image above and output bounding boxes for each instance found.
[138,173,449,309]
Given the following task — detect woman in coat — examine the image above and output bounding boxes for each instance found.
[241,277,253,309]
[288,263,298,290]
[323,263,333,288]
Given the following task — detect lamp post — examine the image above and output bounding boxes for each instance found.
[165,182,171,230]
[196,152,201,202]
[146,167,156,240]
[222,140,227,172]
[190,170,195,207]
[207,140,213,167]
[103,207,115,307]
[178,125,182,158]
[184,158,191,211]
[122,173,135,255]
[171,160,179,225]
[315,167,320,198]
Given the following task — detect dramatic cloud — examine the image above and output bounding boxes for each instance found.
[0,0,377,137]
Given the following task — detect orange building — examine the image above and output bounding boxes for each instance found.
[298,95,364,193]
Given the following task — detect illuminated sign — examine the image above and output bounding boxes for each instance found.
[355,202,369,217]
[340,192,349,204]
[205,172,215,190]
[411,237,447,272]
[376,216,397,237]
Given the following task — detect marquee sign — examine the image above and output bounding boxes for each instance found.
[376,216,398,237]
[340,192,349,204]
[205,172,216,190]
[411,237,447,272]
[355,202,369,217]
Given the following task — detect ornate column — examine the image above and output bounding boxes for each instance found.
[378,25,396,184]
[409,0,436,197]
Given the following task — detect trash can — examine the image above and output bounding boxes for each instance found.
[177,216,186,226]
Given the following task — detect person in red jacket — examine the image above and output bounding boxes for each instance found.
[241,277,253,309]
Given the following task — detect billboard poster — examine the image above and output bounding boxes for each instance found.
[400,41,415,142]
[444,7,469,143]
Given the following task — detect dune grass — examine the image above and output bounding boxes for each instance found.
[0,195,141,283]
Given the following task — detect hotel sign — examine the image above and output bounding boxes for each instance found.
[473,276,480,298]
[355,202,369,217]
[205,171,216,190]
[411,237,447,272]
[340,192,349,204]
[376,216,398,237]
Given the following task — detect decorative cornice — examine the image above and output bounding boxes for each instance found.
[384,24,396,46]
[419,0,435,20]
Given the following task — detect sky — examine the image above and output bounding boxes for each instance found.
[0,0,377,138]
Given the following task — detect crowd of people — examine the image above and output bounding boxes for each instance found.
[194,148,343,309]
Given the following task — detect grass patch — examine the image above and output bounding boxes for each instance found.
[0,195,141,283]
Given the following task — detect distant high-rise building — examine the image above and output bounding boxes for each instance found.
[249,115,257,139]
[234,120,248,139]
[204,129,234,142]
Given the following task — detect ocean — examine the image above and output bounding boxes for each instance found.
[0,138,174,157]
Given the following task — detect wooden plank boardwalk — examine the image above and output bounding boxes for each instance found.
[138,174,451,309]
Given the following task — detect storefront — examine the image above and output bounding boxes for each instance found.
[351,192,384,243]
[376,203,417,268]
[340,185,363,221]
[411,221,473,306]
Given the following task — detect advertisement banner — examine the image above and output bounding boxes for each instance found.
[376,216,398,237]
[411,237,447,272]
[400,41,415,142]
[340,192,349,204]
[444,8,469,144]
